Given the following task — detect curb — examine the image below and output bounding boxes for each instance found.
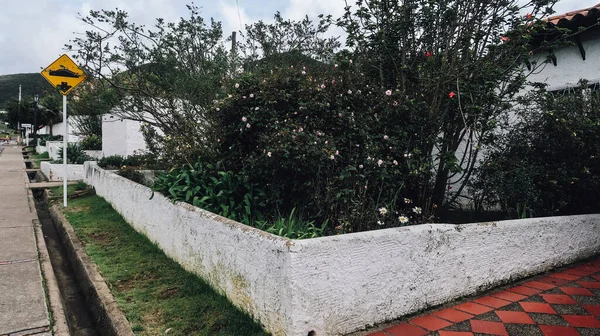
[47,202,133,336]
[21,148,69,336]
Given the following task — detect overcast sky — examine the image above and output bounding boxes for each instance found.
[0,0,596,75]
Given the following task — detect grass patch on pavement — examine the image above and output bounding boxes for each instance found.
[31,151,50,168]
[54,189,268,336]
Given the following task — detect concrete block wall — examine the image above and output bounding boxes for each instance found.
[83,163,600,336]
[41,162,83,181]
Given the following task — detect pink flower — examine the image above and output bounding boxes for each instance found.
[330,155,335,160]
[321,84,326,89]
[393,160,398,165]
[267,152,272,157]
[302,71,306,75]
[335,150,339,155]
[242,116,247,122]
[449,91,456,98]
[385,90,392,96]
[425,51,432,57]
[242,96,247,99]
[526,13,533,20]
[377,159,383,167]
[349,59,353,64]
[501,36,510,42]
[246,123,251,128]
[331,80,336,84]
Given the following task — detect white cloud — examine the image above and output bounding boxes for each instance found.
[0,0,596,75]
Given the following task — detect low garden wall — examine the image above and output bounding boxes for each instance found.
[83,162,600,336]
[41,162,84,181]
[46,141,63,160]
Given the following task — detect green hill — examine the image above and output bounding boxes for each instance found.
[0,73,50,108]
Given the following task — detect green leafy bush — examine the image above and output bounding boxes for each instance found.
[205,65,427,233]
[474,84,600,217]
[39,135,63,146]
[152,162,266,226]
[80,134,102,150]
[98,155,149,170]
[54,143,92,164]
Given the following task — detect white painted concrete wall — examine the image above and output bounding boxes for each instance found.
[83,163,600,336]
[52,118,82,143]
[46,141,63,161]
[41,162,83,181]
[102,115,147,157]
[528,32,600,90]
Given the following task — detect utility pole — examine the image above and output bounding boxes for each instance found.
[18,85,21,143]
[33,95,39,147]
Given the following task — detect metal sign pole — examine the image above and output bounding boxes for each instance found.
[63,95,68,207]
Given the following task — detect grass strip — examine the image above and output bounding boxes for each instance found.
[32,151,50,168]
[54,188,268,336]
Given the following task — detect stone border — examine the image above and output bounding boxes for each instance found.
[18,147,68,336]
[40,162,83,182]
[48,203,133,336]
[83,162,600,336]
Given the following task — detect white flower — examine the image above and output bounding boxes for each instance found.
[321,84,326,89]
[404,153,408,158]
[378,207,388,215]
[359,164,364,169]
[377,220,384,226]
[383,135,389,140]
[242,116,248,122]
[235,83,240,88]
[404,198,412,204]
[335,150,339,155]
[377,159,383,167]
[348,90,352,94]
[412,207,422,215]
[330,155,335,160]
[216,107,220,111]
[399,216,409,224]
[325,141,328,144]
[335,64,339,68]
[246,123,251,128]
[302,71,306,75]
[385,90,392,96]
[393,160,398,165]
[255,107,260,110]
[228,94,232,98]
[267,152,272,157]
[298,127,304,132]
[250,93,255,98]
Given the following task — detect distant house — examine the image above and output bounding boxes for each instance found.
[528,3,600,91]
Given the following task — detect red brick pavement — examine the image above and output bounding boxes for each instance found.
[364,257,600,336]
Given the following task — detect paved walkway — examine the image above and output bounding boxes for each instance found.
[0,146,50,335]
[364,257,600,336]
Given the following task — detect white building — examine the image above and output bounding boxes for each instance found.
[101,114,148,157]
[527,3,600,90]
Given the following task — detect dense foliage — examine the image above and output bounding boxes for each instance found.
[0,73,48,108]
[69,1,583,236]
[55,143,92,164]
[474,84,600,218]
[80,134,102,150]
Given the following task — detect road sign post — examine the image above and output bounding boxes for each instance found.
[41,54,87,207]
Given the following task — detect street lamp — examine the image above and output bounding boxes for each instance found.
[33,95,38,147]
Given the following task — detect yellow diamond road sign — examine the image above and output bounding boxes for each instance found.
[41,54,87,95]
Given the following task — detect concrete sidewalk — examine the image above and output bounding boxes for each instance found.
[0,146,50,335]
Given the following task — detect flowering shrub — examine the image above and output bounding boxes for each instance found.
[207,63,429,233]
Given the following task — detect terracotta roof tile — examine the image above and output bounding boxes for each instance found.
[546,3,600,26]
